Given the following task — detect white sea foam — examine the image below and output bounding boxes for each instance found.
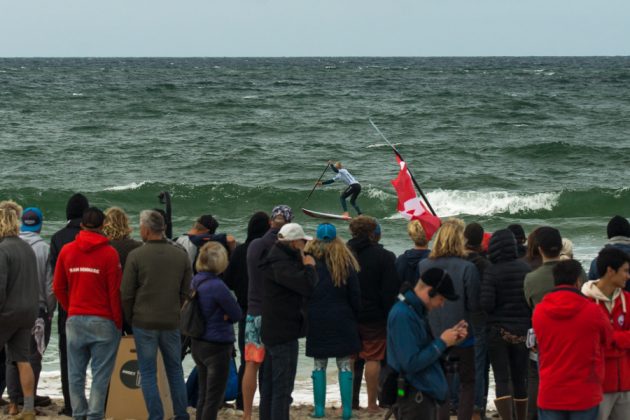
[104,181,148,191]
[365,186,392,201]
[427,189,559,217]
[366,142,403,149]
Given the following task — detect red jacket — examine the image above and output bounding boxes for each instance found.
[533,286,611,410]
[582,280,630,393]
[53,230,123,329]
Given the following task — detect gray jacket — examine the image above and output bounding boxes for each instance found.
[0,236,39,328]
[19,231,56,316]
[418,256,481,338]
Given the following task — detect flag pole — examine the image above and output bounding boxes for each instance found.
[368,119,438,217]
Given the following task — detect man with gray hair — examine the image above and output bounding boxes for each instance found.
[121,210,192,420]
[0,200,38,420]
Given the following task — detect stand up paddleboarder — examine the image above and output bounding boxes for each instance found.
[317,160,362,217]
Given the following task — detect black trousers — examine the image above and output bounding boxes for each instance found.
[395,387,438,420]
[236,318,246,410]
[58,306,72,413]
[191,340,233,420]
[439,346,475,420]
[488,327,529,399]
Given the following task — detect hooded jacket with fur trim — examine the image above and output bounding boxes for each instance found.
[581,280,630,393]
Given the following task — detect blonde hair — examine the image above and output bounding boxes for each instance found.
[305,238,360,287]
[0,200,22,238]
[429,218,467,259]
[407,220,428,247]
[559,238,574,260]
[196,241,229,274]
[103,207,133,240]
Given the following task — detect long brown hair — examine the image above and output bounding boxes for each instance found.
[305,238,360,287]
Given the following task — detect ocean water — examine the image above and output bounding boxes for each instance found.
[1,57,629,402]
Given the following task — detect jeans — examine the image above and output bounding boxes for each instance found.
[66,316,120,420]
[133,327,189,420]
[488,327,529,398]
[539,406,598,420]
[259,340,299,420]
[191,340,232,420]
[597,391,630,420]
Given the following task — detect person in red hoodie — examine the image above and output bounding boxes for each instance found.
[581,247,630,420]
[53,207,122,420]
[533,259,611,420]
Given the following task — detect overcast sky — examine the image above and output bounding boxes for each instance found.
[2,0,629,57]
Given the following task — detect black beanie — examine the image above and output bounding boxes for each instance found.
[464,222,484,247]
[246,211,270,243]
[66,193,89,220]
[607,215,630,239]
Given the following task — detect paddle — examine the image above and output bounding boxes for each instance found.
[301,162,330,207]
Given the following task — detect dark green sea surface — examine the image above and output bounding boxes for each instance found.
[2,57,630,260]
[2,56,630,399]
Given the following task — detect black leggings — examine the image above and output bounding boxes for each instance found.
[191,340,233,420]
[340,184,362,213]
[488,326,529,398]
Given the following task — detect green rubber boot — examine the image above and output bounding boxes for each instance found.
[311,370,326,418]
[339,371,353,420]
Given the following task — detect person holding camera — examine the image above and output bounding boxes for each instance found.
[386,268,468,420]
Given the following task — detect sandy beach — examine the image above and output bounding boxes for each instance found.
[0,399,499,419]
[0,400,422,419]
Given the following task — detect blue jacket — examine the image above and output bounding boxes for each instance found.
[387,290,448,402]
[192,271,242,344]
[396,248,430,288]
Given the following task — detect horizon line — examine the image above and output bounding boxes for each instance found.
[2,54,630,59]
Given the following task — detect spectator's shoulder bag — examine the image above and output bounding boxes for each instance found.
[180,278,211,338]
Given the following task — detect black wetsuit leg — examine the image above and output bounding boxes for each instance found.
[341,184,362,214]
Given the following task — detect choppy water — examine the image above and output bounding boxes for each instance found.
[1,57,629,399]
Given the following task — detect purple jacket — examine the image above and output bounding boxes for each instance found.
[192,271,242,343]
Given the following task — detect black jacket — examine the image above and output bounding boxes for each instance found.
[260,242,318,346]
[480,229,532,336]
[395,248,430,288]
[347,238,399,324]
[50,218,82,273]
[306,259,361,359]
[224,242,250,312]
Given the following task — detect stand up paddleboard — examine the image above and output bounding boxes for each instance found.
[302,208,352,221]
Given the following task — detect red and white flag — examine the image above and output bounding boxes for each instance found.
[390,156,441,240]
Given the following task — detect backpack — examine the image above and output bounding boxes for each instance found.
[180,277,212,338]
